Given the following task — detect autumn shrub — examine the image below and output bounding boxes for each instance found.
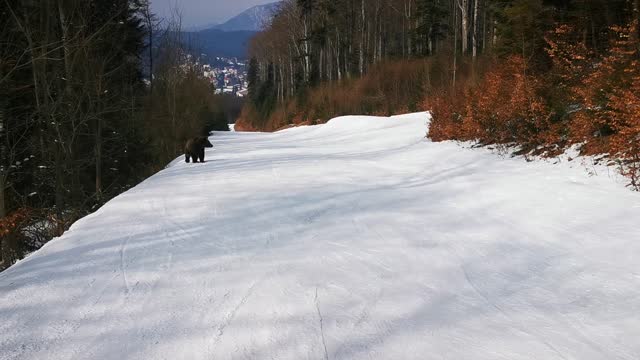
[593,22,640,189]
[547,21,640,188]
[0,208,31,269]
[575,22,639,152]
[426,87,468,141]
[428,55,553,150]
[473,56,551,146]
[0,207,75,269]
[429,20,640,189]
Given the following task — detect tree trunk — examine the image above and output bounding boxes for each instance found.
[319,48,324,81]
[457,0,469,54]
[336,31,342,81]
[453,5,458,91]
[0,176,5,220]
[0,231,19,271]
[303,20,310,83]
[404,0,413,57]
[472,0,479,58]
[493,19,498,48]
[279,61,285,101]
[359,0,365,75]
[0,98,6,265]
[482,4,487,53]
[327,37,333,81]
[149,32,153,93]
[58,1,73,84]
[377,6,383,63]
[635,0,640,40]
[0,91,7,219]
[95,117,103,202]
[289,46,295,94]
[54,143,65,236]
[143,2,154,93]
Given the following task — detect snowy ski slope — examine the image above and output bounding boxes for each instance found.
[1,113,640,359]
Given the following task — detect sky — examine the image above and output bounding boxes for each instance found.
[151,0,276,28]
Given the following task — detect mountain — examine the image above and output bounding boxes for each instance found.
[213,1,280,32]
[180,2,280,59]
[3,113,640,359]
[183,29,256,59]
[184,22,219,32]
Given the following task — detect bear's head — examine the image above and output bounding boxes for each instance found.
[198,137,213,148]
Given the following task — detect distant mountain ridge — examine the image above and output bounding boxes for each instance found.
[213,1,280,32]
[183,29,255,59]
[181,2,280,60]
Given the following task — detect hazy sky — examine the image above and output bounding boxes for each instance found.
[152,0,276,27]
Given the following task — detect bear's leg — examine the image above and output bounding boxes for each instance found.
[185,154,191,163]
[199,149,205,163]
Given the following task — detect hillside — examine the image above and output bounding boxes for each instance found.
[180,2,280,58]
[1,113,640,359]
[183,29,256,59]
[213,1,280,32]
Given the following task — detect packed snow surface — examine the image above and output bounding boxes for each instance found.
[2,113,640,360]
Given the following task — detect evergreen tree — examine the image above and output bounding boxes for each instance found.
[414,0,450,55]
[248,57,260,103]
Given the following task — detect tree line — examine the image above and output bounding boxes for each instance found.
[238,0,639,189]
[0,0,231,269]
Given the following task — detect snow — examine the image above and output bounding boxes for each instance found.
[2,112,640,360]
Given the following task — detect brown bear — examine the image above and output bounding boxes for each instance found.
[184,136,213,163]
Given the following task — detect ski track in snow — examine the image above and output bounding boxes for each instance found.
[1,112,640,360]
[119,234,132,296]
[315,287,330,360]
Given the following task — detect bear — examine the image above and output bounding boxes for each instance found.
[185,136,213,163]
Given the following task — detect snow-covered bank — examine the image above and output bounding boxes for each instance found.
[1,113,639,360]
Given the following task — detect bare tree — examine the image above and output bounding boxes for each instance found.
[472,0,479,58]
[141,0,158,93]
[456,0,469,54]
